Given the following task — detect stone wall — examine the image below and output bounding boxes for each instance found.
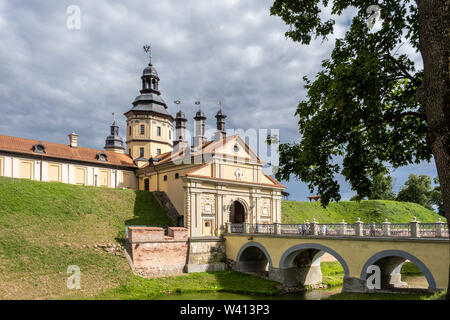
[127,227,189,278]
[186,238,227,272]
[126,227,226,278]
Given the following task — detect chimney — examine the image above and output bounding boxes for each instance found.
[68,132,79,148]
[193,105,206,148]
[214,108,227,141]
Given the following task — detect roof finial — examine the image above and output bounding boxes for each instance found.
[174,99,181,111]
[143,44,152,65]
[112,112,116,124]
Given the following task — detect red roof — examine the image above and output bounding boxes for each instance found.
[0,134,135,168]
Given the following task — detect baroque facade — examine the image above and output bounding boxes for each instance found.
[0,55,285,238]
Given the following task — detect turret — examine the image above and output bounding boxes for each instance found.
[193,101,206,148]
[104,113,125,153]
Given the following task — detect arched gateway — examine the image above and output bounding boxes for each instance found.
[230,200,246,224]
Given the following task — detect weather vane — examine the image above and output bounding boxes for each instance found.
[217,101,222,108]
[112,112,116,123]
[195,100,201,105]
[143,44,152,64]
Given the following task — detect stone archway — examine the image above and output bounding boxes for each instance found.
[360,250,437,291]
[273,243,350,287]
[235,242,273,277]
[229,199,248,224]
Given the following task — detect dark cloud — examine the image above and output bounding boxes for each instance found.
[0,0,436,201]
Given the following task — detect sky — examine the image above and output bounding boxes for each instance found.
[0,0,438,201]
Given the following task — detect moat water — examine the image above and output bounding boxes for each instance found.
[155,276,428,300]
[155,287,342,300]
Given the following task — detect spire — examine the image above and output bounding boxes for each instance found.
[124,45,174,122]
[193,100,206,148]
[174,100,188,150]
[214,101,227,141]
[104,112,124,153]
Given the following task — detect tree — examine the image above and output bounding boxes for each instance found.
[270,0,449,296]
[369,173,396,200]
[396,174,433,209]
[350,194,364,201]
[430,177,444,216]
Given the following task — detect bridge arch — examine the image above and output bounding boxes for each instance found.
[360,250,437,290]
[279,243,350,277]
[276,243,349,287]
[235,241,273,276]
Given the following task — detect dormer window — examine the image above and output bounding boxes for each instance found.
[96,153,108,162]
[32,142,46,154]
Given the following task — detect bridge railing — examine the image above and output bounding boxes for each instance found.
[419,223,437,238]
[389,223,411,237]
[362,223,383,237]
[225,217,448,238]
[248,223,275,234]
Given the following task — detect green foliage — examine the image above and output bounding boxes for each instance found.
[281,200,445,224]
[396,174,434,210]
[369,173,396,200]
[430,177,444,216]
[350,195,364,201]
[269,0,431,206]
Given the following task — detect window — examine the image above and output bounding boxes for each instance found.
[94,174,98,187]
[129,126,132,136]
[163,175,167,181]
[128,149,131,156]
[140,125,145,135]
[175,173,179,179]
[96,153,108,161]
[32,143,46,154]
[157,126,161,136]
[140,147,144,157]
[169,130,171,140]
[157,148,161,155]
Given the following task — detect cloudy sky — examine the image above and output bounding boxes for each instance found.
[0,0,437,201]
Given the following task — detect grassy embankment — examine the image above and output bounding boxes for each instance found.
[282,200,446,224]
[0,176,280,299]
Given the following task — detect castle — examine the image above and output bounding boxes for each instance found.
[0,54,285,238]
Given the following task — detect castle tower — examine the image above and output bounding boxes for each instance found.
[124,47,174,164]
[104,113,125,153]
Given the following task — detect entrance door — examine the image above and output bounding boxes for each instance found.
[144,178,149,191]
[231,201,245,223]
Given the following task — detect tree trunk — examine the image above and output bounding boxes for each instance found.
[416,0,450,299]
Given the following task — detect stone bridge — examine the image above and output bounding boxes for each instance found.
[224,220,449,292]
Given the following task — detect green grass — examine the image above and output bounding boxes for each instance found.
[326,290,446,300]
[282,200,445,224]
[320,261,345,288]
[92,271,280,300]
[401,262,424,276]
[0,176,170,299]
